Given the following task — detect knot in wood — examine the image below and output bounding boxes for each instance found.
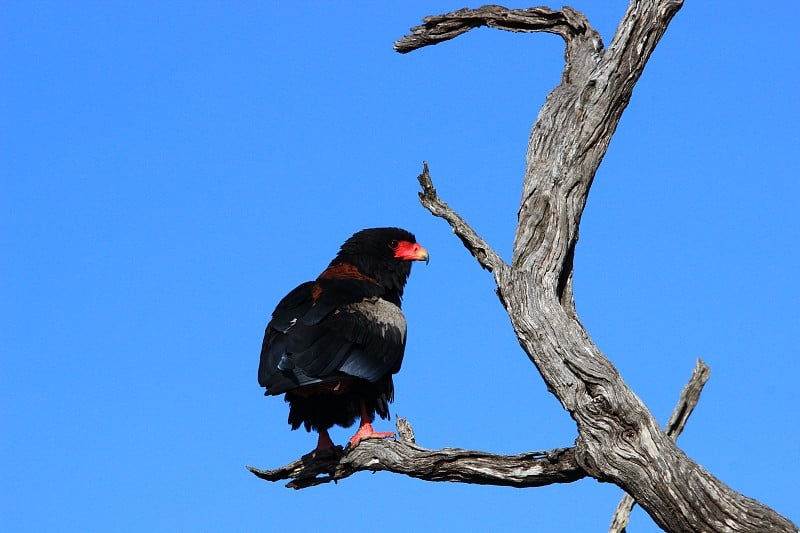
[587,392,611,414]
[621,427,637,443]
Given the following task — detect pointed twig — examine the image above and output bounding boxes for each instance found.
[417,162,509,280]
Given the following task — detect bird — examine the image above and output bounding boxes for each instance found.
[258,227,428,457]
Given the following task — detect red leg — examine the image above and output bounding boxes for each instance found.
[316,429,335,452]
[347,401,395,448]
[302,429,337,459]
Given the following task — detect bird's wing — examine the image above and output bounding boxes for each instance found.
[267,281,316,333]
[258,281,316,388]
[333,297,406,380]
[259,277,406,394]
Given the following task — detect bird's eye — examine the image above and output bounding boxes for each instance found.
[388,240,398,249]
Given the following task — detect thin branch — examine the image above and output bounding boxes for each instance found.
[664,359,711,438]
[248,419,586,489]
[609,359,711,533]
[393,5,594,54]
[417,162,508,278]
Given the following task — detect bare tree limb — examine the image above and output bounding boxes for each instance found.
[400,1,797,531]
[248,419,586,489]
[417,162,508,280]
[393,5,597,55]
[663,358,711,438]
[609,359,712,532]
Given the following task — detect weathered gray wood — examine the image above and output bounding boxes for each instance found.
[248,419,586,489]
[417,161,507,277]
[399,3,797,532]
[393,6,590,55]
[609,359,711,532]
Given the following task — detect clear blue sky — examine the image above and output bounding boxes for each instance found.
[3,2,798,531]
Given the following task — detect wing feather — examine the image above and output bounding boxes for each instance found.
[258,278,407,395]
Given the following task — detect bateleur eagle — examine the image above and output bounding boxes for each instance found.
[258,227,428,455]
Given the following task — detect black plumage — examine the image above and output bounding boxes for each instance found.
[258,227,428,453]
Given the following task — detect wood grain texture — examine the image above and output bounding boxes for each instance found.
[398,2,796,532]
[609,359,711,532]
[248,420,586,490]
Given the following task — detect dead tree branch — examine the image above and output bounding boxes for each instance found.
[394,6,594,54]
[609,359,711,532]
[399,2,796,532]
[248,419,586,489]
[417,162,508,280]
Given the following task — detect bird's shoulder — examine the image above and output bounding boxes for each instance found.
[299,262,386,325]
[265,262,381,326]
[268,280,316,333]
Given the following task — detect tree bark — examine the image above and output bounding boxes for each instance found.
[401,3,797,532]
[248,419,586,489]
[609,359,710,532]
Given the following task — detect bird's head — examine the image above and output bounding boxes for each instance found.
[333,227,428,299]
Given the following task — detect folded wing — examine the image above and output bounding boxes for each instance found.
[258,278,407,395]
